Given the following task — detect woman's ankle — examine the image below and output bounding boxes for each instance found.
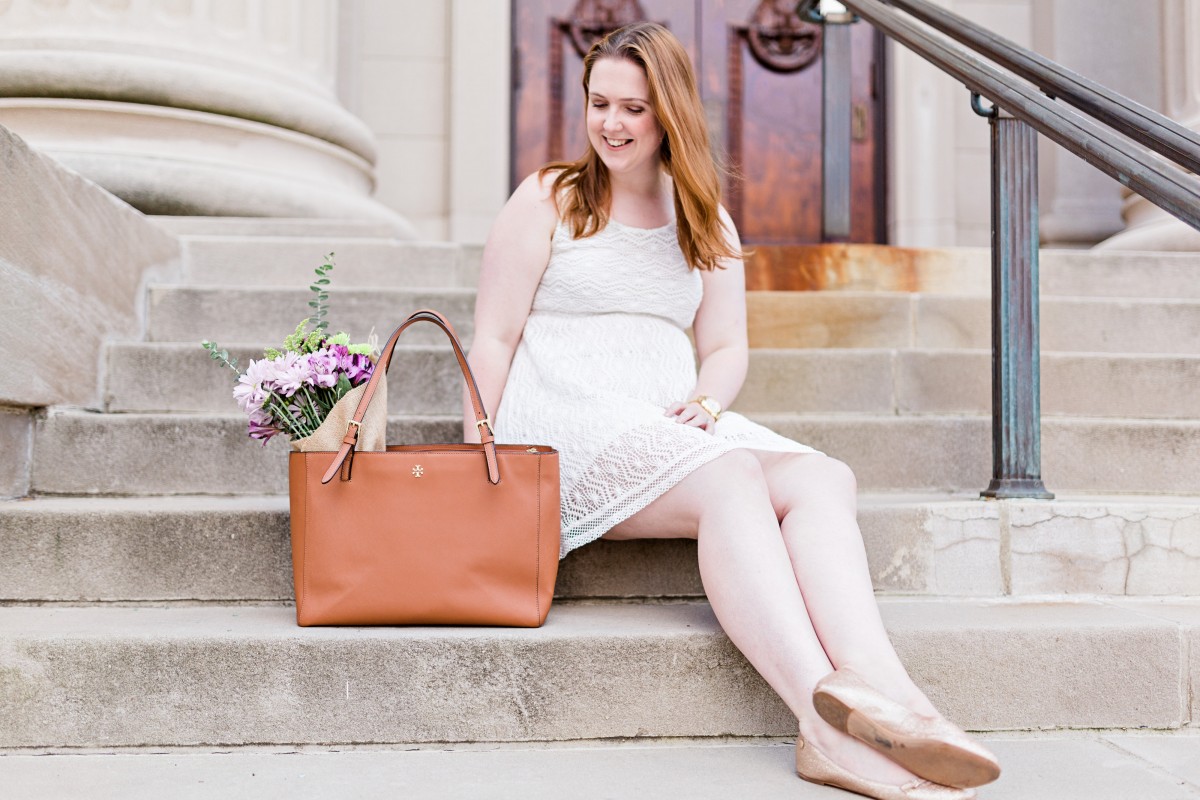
[830,662,940,718]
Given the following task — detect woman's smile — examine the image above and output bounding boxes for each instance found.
[586,57,664,174]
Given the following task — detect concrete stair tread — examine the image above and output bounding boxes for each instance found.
[745,292,1200,352]
[151,284,1200,353]
[747,243,1200,300]
[178,238,480,288]
[0,597,1195,748]
[6,492,1200,602]
[149,217,405,238]
[110,341,1200,420]
[14,489,1200,512]
[160,285,1200,302]
[29,410,1200,496]
[5,735,1200,800]
[60,409,1200,424]
[148,284,477,344]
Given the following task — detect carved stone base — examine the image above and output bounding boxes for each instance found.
[0,99,416,236]
[1094,196,1200,252]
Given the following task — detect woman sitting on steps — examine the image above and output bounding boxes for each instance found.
[466,21,1000,800]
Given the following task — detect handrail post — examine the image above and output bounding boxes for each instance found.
[803,0,858,242]
[820,1,855,242]
[979,99,1053,500]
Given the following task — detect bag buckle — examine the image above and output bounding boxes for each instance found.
[475,417,493,436]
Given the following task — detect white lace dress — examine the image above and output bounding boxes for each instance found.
[494,218,821,558]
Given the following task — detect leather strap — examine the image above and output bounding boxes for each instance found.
[321,309,501,485]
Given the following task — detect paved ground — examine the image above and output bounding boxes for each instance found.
[4,732,1199,800]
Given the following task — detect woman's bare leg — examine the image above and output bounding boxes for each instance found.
[752,451,939,717]
[606,449,921,784]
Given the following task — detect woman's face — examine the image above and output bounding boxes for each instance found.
[586,57,665,177]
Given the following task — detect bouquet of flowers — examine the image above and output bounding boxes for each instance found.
[202,253,382,447]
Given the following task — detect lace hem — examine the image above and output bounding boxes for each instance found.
[560,426,730,558]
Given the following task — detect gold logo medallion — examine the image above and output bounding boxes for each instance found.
[412,465,424,478]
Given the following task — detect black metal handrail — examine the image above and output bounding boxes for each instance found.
[887,0,1200,175]
[837,0,1200,232]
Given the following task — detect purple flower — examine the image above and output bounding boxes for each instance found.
[346,353,375,386]
[330,343,374,386]
[269,352,310,397]
[248,407,282,444]
[232,357,273,413]
[307,349,340,389]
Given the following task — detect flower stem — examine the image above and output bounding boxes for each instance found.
[301,386,326,427]
[265,394,312,438]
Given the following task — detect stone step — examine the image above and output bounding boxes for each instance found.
[759,413,1200,495]
[1025,250,1200,299]
[752,244,1200,300]
[108,343,1200,421]
[5,733,1200,800]
[147,285,477,345]
[29,410,1200,496]
[746,292,1200,352]
[5,494,1198,604]
[178,237,480,288]
[159,229,1200,300]
[874,349,1200,420]
[29,411,459,496]
[109,343,467,416]
[0,597,1194,749]
[149,216,403,238]
[150,286,1200,353]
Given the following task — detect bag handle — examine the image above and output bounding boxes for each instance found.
[320,309,500,486]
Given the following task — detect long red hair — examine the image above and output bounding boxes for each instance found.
[539,22,740,271]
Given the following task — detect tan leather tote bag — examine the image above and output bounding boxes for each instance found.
[287,309,560,627]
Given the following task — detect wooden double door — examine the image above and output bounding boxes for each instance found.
[511,0,887,246]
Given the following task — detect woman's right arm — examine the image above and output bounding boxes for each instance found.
[463,171,560,442]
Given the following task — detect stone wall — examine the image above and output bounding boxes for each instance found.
[337,0,511,243]
[0,0,414,235]
[0,123,179,495]
[888,0,1164,248]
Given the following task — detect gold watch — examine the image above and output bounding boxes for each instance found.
[691,395,723,421]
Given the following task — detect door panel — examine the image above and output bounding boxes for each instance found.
[511,0,886,248]
[511,0,696,186]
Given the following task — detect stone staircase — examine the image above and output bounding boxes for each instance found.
[3,219,1199,772]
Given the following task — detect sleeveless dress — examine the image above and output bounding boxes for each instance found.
[494,217,821,558]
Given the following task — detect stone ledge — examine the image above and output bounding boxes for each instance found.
[0,598,1189,749]
[0,122,179,409]
[4,495,1200,603]
[151,216,400,238]
[107,344,1200,421]
[0,408,33,499]
[6,734,1200,800]
[147,285,477,345]
[29,411,1200,496]
[180,238,473,288]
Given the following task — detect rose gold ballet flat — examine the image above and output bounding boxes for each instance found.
[813,669,1001,790]
[795,737,976,800]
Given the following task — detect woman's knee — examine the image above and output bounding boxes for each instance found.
[683,449,772,509]
[697,448,769,488]
[769,453,858,514]
[604,449,771,540]
[814,455,858,495]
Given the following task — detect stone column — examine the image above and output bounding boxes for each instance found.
[1097,0,1200,251]
[1035,0,1162,246]
[887,35,959,246]
[0,0,414,235]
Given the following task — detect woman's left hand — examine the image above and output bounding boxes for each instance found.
[664,400,716,433]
